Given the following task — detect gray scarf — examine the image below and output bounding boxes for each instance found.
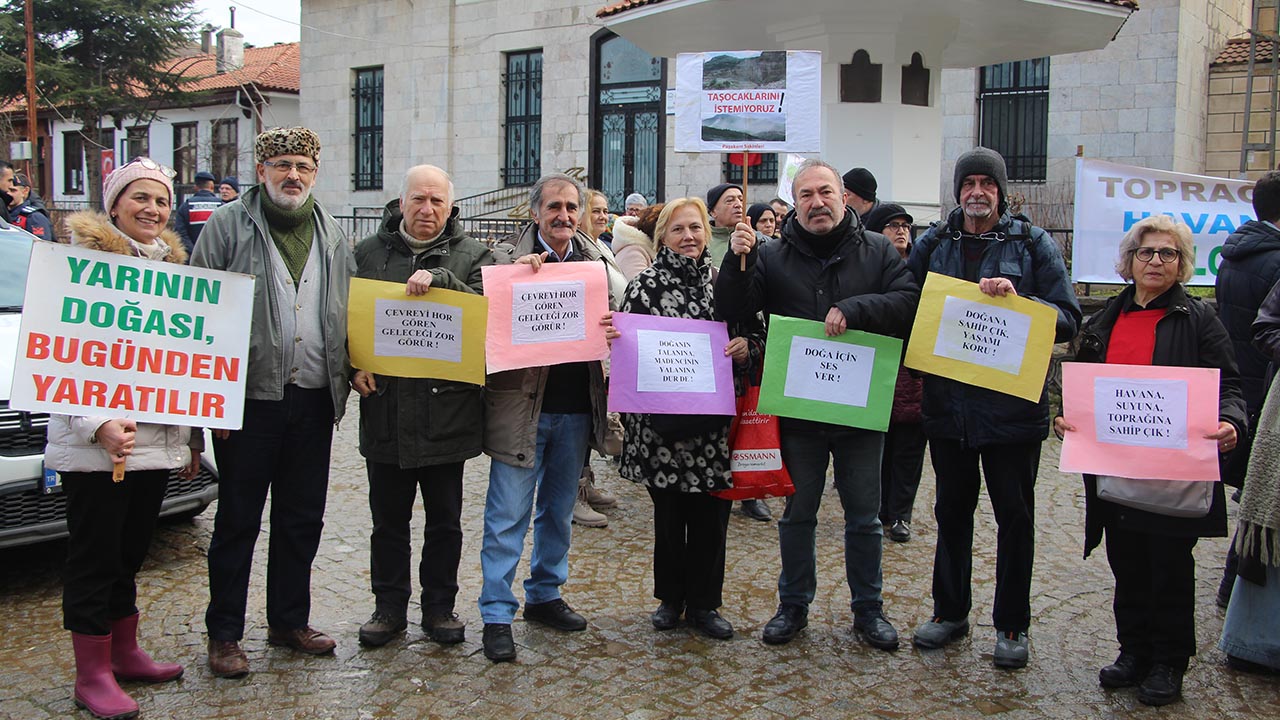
[399,219,442,255]
[1237,372,1280,566]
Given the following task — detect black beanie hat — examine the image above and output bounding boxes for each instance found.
[953,147,1008,214]
[706,183,742,213]
[863,203,913,234]
[841,167,877,202]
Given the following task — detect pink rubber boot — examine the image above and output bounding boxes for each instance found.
[71,632,139,719]
[109,614,184,683]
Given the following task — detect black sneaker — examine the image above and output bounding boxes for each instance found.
[482,623,516,663]
[761,603,808,645]
[357,610,407,647]
[1138,663,1183,706]
[522,598,587,631]
[1099,652,1149,688]
[888,520,911,543]
[687,609,734,640]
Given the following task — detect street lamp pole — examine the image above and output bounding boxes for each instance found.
[24,0,38,188]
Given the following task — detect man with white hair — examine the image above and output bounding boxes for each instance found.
[624,193,647,216]
[350,165,503,647]
[194,127,354,678]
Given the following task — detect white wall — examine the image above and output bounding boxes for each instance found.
[939,0,1248,217]
[49,94,300,205]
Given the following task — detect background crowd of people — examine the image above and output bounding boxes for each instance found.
[9,127,1280,719]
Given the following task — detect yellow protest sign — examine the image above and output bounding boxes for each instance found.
[904,272,1058,402]
[348,278,489,385]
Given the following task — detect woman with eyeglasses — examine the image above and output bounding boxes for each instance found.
[51,158,203,719]
[1053,215,1245,706]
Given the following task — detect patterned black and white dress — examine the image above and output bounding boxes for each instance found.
[619,246,764,493]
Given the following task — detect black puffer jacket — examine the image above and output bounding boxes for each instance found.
[1073,283,1247,557]
[353,204,498,468]
[1215,219,1280,414]
[713,209,917,336]
[906,208,1081,446]
[714,209,919,431]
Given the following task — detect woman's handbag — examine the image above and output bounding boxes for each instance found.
[714,385,795,501]
[1095,475,1213,518]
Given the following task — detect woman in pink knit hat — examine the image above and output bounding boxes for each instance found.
[51,158,204,719]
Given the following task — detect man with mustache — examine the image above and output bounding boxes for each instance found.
[905,147,1080,669]
[478,173,622,663]
[192,127,355,678]
[715,159,919,651]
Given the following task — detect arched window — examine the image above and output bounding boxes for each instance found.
[901,52,930,107]
[840,50,881,103]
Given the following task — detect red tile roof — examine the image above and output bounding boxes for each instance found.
[1,42,299,114]
[597,0,1138,18]
[168,42,300,94]
[1213,36,1276,66]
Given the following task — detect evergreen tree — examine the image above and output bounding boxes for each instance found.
[0,0,198,204]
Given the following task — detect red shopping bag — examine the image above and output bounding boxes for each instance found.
[713,386,795,500]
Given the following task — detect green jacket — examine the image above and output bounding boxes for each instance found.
[353,204,498,467]
[191,185,354,422]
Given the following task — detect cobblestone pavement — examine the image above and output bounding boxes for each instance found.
[2,399,1276,719]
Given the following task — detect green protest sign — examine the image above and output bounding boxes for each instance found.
[757,315,902,431]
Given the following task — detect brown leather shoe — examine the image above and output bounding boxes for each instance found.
[267,626,336,655]
[207,639,249,678]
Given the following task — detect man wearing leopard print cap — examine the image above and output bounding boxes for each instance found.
[193,126,355,678]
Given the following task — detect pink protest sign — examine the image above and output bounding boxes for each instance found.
[608,313,737,416]
[482,261,610,373]
[1059,362,1221,481]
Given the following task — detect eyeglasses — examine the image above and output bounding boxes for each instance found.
[1134,247,1180,263]
[885,222,912,231]
[120,157,176,179]
[262,160,317,176]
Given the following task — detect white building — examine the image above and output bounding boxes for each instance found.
[939,0,1254,227]
[46,30,300,205]
[300,0,1269,226]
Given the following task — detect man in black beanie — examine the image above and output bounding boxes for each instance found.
[842,167,880,219]
[905,146,1080,670]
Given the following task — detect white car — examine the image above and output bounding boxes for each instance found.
[0,218,218,549]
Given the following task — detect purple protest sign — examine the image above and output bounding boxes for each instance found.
[608,313,737,416]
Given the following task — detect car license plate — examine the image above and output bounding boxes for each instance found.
[41,464,63,494]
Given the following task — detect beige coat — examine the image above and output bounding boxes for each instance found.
[482,223,613,468]
[610,216,656,281]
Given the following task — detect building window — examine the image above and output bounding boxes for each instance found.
[840,50,882,103]
[63,132,85,195]
[211,119,238,181]
[901,52,930,107]
[353,66,384,191]
[503,49,542,187]
[126,126,150,161]
[978,58,1049,182]
[721,153,779,184]
[172,123,198,185]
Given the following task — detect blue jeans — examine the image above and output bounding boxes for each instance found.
[777,426,884,614]
[479,412,591,624]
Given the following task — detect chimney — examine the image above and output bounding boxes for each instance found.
[216,27,245,73]
[200,24,215,54]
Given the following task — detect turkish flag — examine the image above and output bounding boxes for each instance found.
[727,152,762,167]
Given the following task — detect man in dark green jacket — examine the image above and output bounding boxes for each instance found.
[351,164,501,647]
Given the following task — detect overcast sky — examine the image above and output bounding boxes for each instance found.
[191,0,302,47]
